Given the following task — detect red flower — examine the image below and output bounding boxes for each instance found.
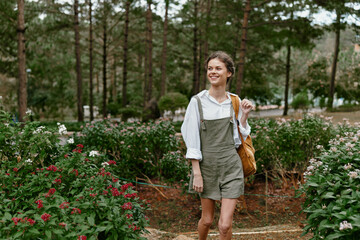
[13,168,19,172]
[54,178,61,184]
[59,222,66,228]
[107,185,113,189]
[124,193,137,199]
[5,173,10,176]
[26,218,36,226]
[112,177,119,183]
[59,202,70,209]
[46,165,57,172]
[78,236,87,240]
[11,217,22,225]
[103,190,108,195]
[35,199,43,209]
[45,188,56,197]
[126,214,133,219]
[107,160,116,165]
[71,169,79,176]
[64,154,69,158]
[122,202,132,210]
[90,193,97,197]
[77,144,84,149]
[71,208,81,214]
[41,213,51,222]
[121,183,134,192]
[111,188,121,197]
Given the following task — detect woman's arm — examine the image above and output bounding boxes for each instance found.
[191,159,203,193]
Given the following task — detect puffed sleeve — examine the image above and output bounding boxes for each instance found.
[181,97,202,160]
[237,96,251,140]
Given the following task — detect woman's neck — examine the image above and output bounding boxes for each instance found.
[208,87,227,103]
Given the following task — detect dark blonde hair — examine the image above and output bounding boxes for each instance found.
[205,51,235,83]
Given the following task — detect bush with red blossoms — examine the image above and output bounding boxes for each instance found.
[0,118,150,240]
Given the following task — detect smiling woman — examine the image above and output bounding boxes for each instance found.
[181,51,254,240]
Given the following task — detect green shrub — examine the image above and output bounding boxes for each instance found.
[118,107,143,122]
[158,92,188,116]
[291,91,311,111]
[299,125,360,239]
[160,151,190,186]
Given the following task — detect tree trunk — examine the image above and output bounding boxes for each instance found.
[283,44,291,116]
[89,0,94,120]
[236,0,251,97]
[160,0,169,97]
[74,0,84,122]
[102,6,107,118]
[201,0,212,91]
[122,0,130,107]
[327,10,341,110]
[17,0,27,122]
[111,55,116,102]
[192,0,200,95]
[146,0,153,103]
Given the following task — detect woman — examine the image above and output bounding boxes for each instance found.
[181,51,253,240]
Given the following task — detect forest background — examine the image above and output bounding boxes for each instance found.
[0,0,360,122]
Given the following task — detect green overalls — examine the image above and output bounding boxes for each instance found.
[188,96,244,200]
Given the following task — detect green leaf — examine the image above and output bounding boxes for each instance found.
[322,192,336,199]
[88,216,95,226]
[45,230,52,239]
[3,212,11,221]
[29,228,41,235]
[327,232,346,239]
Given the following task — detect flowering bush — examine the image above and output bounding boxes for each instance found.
[160,151,190,186]
[73,118,188,182]
[0,137,149,239]
[250,114,337,184]
[300,124,360,239]
[0,111,63,166]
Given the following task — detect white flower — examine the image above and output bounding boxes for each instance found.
[58,124,67,135]
[67,138,74,144]
[339,221,353,231]
[101,162,109,167]
[26,109,32,115]
[25,159,32,165]
[330,147,337,152]
[348,171,358,179]
[344,163,352,170]
[316,145,323,149]
[89,150,99,157]
[322,204,326,209]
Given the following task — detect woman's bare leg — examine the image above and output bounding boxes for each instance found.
[218,198,237,240]
[198,198,215,240]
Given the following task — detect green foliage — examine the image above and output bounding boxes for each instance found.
[118,107,143,122]
[160,151,190,186]
[158,92,189,115]
[291,91,311,111]
[73,118,189,184]
[299,124,360,239]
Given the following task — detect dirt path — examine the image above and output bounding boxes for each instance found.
[142,224,312,239]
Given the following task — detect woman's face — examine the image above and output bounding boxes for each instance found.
[207,58,232,87]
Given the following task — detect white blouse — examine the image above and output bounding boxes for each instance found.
[181,90,251,161]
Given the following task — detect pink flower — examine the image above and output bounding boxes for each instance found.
[26,218,36,226]
[13,168,19,172]
[41,213,51,222]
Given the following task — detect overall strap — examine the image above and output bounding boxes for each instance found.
[194,95,206,130]
[194,95,204,121]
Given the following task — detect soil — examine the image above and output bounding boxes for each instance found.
[137,179,312,239]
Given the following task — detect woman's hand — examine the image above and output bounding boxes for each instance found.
[240,99,254,116]
[193,173,203,193]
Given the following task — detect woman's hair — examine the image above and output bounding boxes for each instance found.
[205,51,235,84]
